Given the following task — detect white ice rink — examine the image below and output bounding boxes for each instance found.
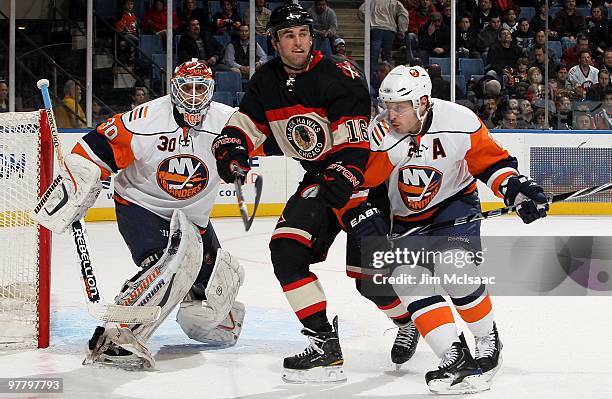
[1,215,612,399]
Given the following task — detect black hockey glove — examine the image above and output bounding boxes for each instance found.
[502,175,549,224]
[342,202,389,238]
[212,132,251,184]
[314,162,364,209]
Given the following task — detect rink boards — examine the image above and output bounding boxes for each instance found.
[54,129,612,220]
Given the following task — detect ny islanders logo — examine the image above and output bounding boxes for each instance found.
[398,166,443,212]
[157,155,209,199]
[285,116,326,159]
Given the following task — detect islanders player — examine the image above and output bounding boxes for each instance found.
[342,65,548,393]
[34,59,245,368]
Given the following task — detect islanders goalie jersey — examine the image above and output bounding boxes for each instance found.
[71,95,235,227]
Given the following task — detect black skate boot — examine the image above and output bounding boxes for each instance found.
[475,322,503,381]
[282,316,346,383]
[425,335,489,394]
[391,320,420,370]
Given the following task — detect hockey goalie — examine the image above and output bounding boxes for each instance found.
[32,59,245,369]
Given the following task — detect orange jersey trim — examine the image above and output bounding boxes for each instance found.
[95,114,136,170]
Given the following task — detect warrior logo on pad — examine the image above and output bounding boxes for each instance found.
[157,155,209,199]
[398,166,443,212]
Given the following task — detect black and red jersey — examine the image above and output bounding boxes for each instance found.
[221,51,371,176]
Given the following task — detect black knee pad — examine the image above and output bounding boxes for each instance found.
[270,238,313,285]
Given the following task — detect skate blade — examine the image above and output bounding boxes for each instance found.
[482,353,503,382]
[394,363,402,371]
[282,365,347,384]
[428,374,490,395]
[82,354,153,370]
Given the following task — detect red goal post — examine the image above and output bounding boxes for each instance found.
[0,110,53,348]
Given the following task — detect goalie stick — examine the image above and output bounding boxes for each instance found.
[35,79,161,324]
[233,167,263,231]
[390,182,612,240]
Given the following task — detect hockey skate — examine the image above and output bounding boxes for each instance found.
[475,322,503,381]
[391,320,420,370]
[425,336,489,394]
[282,316,346,384]
[83,325,155,370]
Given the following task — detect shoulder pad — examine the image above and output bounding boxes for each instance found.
[120,96,177,135]
[429,99,482,134]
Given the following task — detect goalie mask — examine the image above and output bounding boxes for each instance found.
[171,59,215,127]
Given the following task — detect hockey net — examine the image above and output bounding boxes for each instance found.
[0,110,53,348]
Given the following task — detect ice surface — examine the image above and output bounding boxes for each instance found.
[1,216,611,399]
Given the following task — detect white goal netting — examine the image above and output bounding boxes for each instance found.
[0,111,50,348]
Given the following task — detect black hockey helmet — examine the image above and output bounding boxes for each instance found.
[266,3,313,40]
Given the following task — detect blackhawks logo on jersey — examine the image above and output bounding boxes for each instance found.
[398,166,443,212]
[285,116,326,160]
[156,155,209,199]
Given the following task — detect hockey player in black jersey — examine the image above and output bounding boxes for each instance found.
[212,3,374,383]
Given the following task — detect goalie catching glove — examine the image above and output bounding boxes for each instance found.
[501,175,548,224]
[31,153,102,234]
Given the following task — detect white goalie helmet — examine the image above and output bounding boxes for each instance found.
[170,58,215,127]
[378,65,432,122]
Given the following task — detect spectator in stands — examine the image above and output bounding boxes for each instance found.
[513,57,530,83]
[359,0,408,80]
[91,99,109,126]
[561,33,590,68]
[487,28,524,72]
[556,64,569,88]
[586,69,611,101]
[553,94,573,129]
[498,109,519,129]
[212,0,242,37]
[601,49,612,74]
[528,30,557,62]
[142,0,179,39]
[457,15,478,58]
[493,0,520,15]
[473,0,498,32]
[574,112,595,129]
[518,98,535,127]
[178,0,212,33]
[371,60,394,100]
[308,0,338,56]
[530,1,557,40]
[552,0,587,50]
[593,88,612,129]
[55,80,85,129]
[586,5,609,59]
[223,24,268,78]
[332,37,351,60]
[0,81,8,113]
[566,50,599,90]
[531,45,557,77]
[527,66,543,85]
[476,14,502,59]
[115,0,139,65]
[417,12,450,60]
[243,0,271,36]
[440,2,452,27]
[533,108,551,129]
[177,18,224,68]
[131,87,148,110]
[513,18,534,51]
[428,63,466,100]
[479,96,501,128]
[408,0,436,38]
[502,8,519,34]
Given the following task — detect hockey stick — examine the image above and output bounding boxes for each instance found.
[36,79,161,324]
[390,182,612,240]
[233,168,263,231]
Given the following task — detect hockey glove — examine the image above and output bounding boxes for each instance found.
[212,132,251,184]
[502,175,548,224]
[314,162,364,209]
[342,202,389,238]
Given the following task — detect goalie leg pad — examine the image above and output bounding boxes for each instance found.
[115,209,203,342]
[31,153,102,234]
[177,299,245,346]
[202,249,245,326]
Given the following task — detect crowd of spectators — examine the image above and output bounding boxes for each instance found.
[363,0,611,130]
